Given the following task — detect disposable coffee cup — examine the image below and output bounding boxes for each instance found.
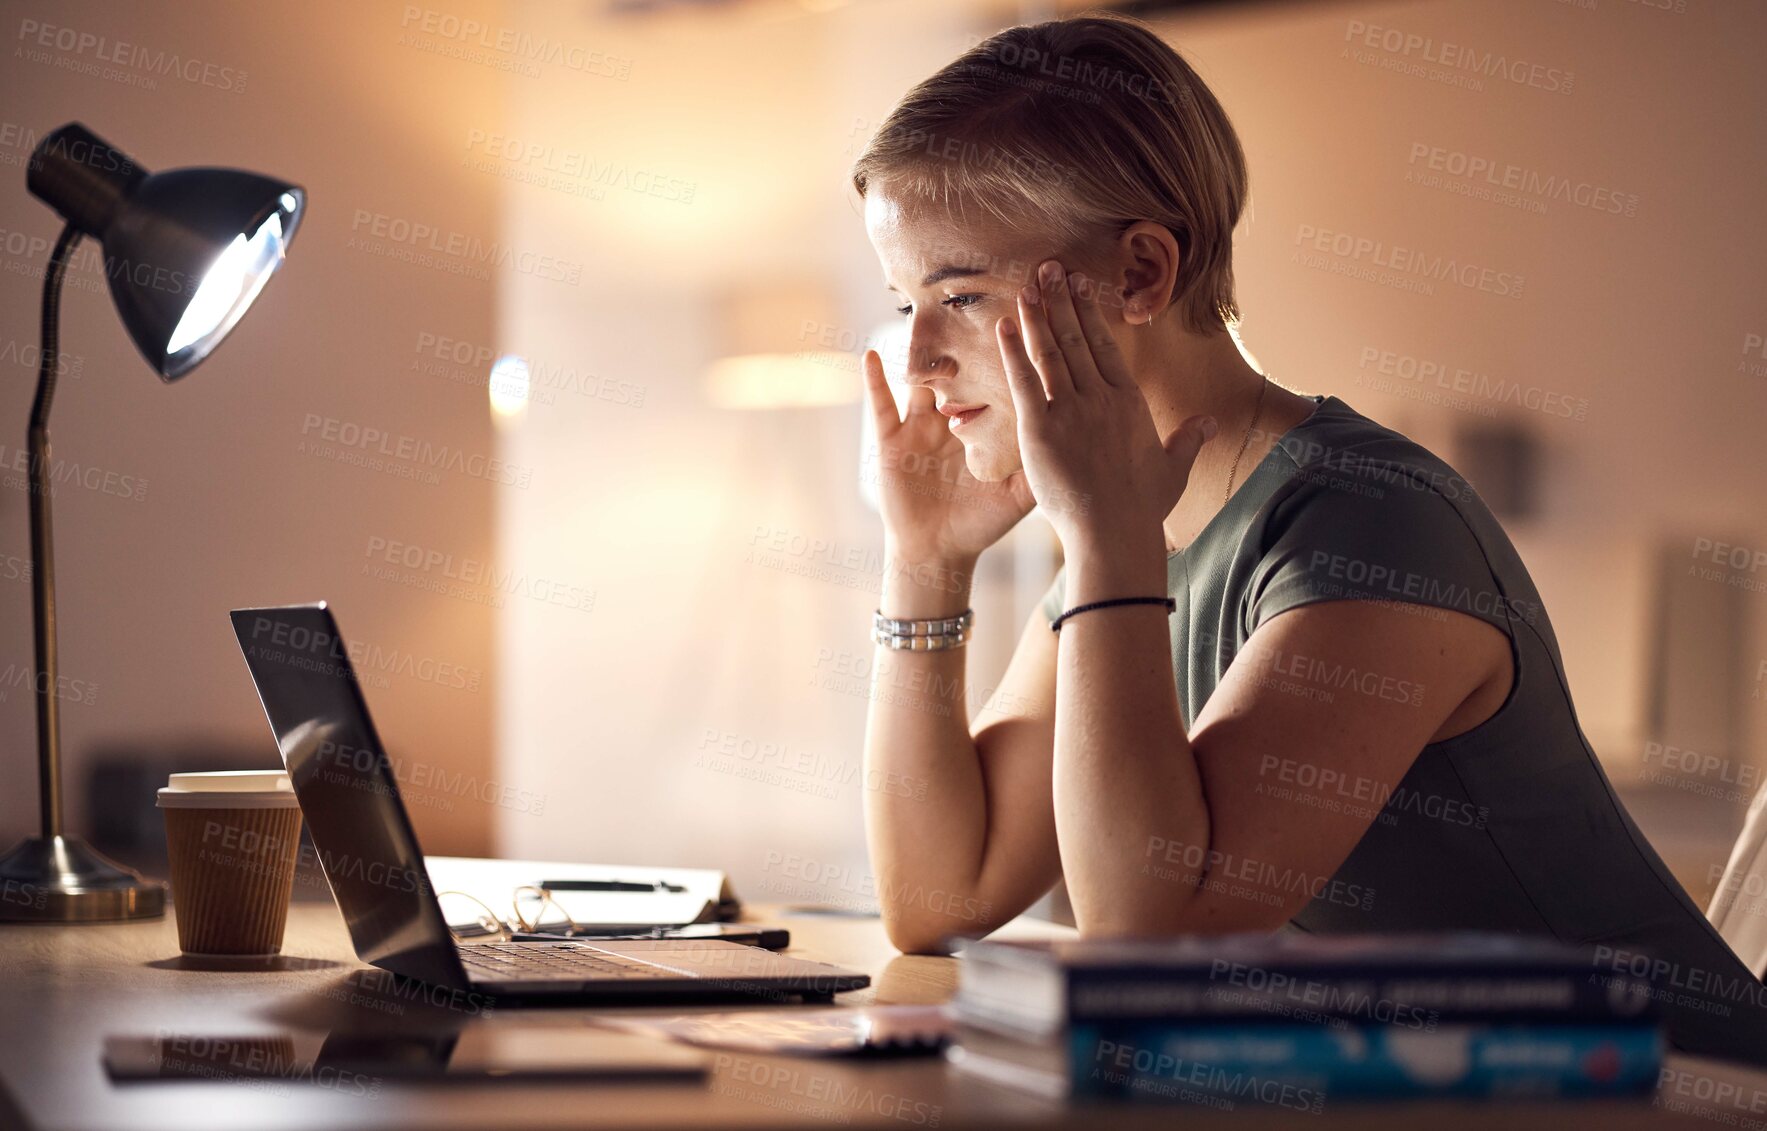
[157,771,303,957]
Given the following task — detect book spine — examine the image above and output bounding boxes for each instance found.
[1061,966,1656,1026]
[1066,1022,1663,1105]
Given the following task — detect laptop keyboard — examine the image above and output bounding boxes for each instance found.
[459,942,683,980]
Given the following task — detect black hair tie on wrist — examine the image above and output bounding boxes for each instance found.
[1050,596,1178,633]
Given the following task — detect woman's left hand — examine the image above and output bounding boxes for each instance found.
[996,259,1219,553]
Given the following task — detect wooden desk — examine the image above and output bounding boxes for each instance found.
[1,901,1761,1130]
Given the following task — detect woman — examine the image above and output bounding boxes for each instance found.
[852,13,1767,1063]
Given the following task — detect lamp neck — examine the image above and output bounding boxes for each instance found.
[29,224,79,839]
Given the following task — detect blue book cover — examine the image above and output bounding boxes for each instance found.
[1066,1022,1663,1104]
[956,932,1658,1031]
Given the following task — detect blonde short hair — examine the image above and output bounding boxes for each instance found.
[851,14,1249,335]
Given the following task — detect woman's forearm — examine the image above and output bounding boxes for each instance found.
[860,547,992,949]
[1054,533,1210,934]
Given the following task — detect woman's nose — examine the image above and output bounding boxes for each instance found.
[903,324,949,385]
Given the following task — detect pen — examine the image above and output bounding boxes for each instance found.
[539,879,687,893]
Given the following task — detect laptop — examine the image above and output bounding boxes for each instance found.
[228,602,870,1003]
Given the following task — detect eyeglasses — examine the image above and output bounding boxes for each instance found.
[436,884,583,943]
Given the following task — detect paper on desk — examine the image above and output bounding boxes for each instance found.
[425,855,736,931]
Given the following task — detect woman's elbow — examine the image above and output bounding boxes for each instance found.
[881,902,1000,955]
[881,911,960,955]
[873,874,998,954]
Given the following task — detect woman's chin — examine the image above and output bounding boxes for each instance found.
[962,441,1020,484]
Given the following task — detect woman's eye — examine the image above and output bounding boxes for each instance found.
[895,294,982,317]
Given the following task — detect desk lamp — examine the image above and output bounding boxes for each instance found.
[0,123,305,921]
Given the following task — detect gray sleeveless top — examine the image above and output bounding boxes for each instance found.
[1039,393,1767,1063]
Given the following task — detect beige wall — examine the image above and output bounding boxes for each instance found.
[0,0,505,856]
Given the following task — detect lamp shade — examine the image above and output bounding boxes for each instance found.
[26,122,304,380]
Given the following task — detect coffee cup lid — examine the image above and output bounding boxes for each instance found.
[157,770,300,809]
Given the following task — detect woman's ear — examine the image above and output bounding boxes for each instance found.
[1115,220,1182,326]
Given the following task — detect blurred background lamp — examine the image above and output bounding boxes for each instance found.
[701,277,862,410]
[488,353,532,418]
[0,123,305,921]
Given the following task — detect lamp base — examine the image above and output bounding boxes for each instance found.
[0,835,166,922]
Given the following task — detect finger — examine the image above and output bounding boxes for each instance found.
[1163,413,1220,478]
[903,382,938,420]
[1037,261,1103,392]
[996,315,1050,422]
[1070,271,1131,388]
[861,349,902,431]
[1016,280,1072,399]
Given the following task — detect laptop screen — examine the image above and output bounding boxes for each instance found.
[229,603,468,989]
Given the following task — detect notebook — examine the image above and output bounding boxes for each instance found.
[425,854,739,934]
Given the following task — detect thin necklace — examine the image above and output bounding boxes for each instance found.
[1222,376,1270,506]
[1165,377,1272,555]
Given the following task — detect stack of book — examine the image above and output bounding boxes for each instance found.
[947,932,1662,1108]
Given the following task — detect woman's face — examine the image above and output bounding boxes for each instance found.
[865,186,1111,483]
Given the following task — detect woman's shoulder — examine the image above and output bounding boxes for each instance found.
[1271,395,1480,508]
[1241,395,1543,638]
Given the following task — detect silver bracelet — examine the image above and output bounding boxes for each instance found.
[873,608,973,651]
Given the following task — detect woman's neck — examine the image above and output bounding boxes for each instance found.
[1124,321,1312,553]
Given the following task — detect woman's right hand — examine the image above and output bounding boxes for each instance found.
[862,348,1037,567]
